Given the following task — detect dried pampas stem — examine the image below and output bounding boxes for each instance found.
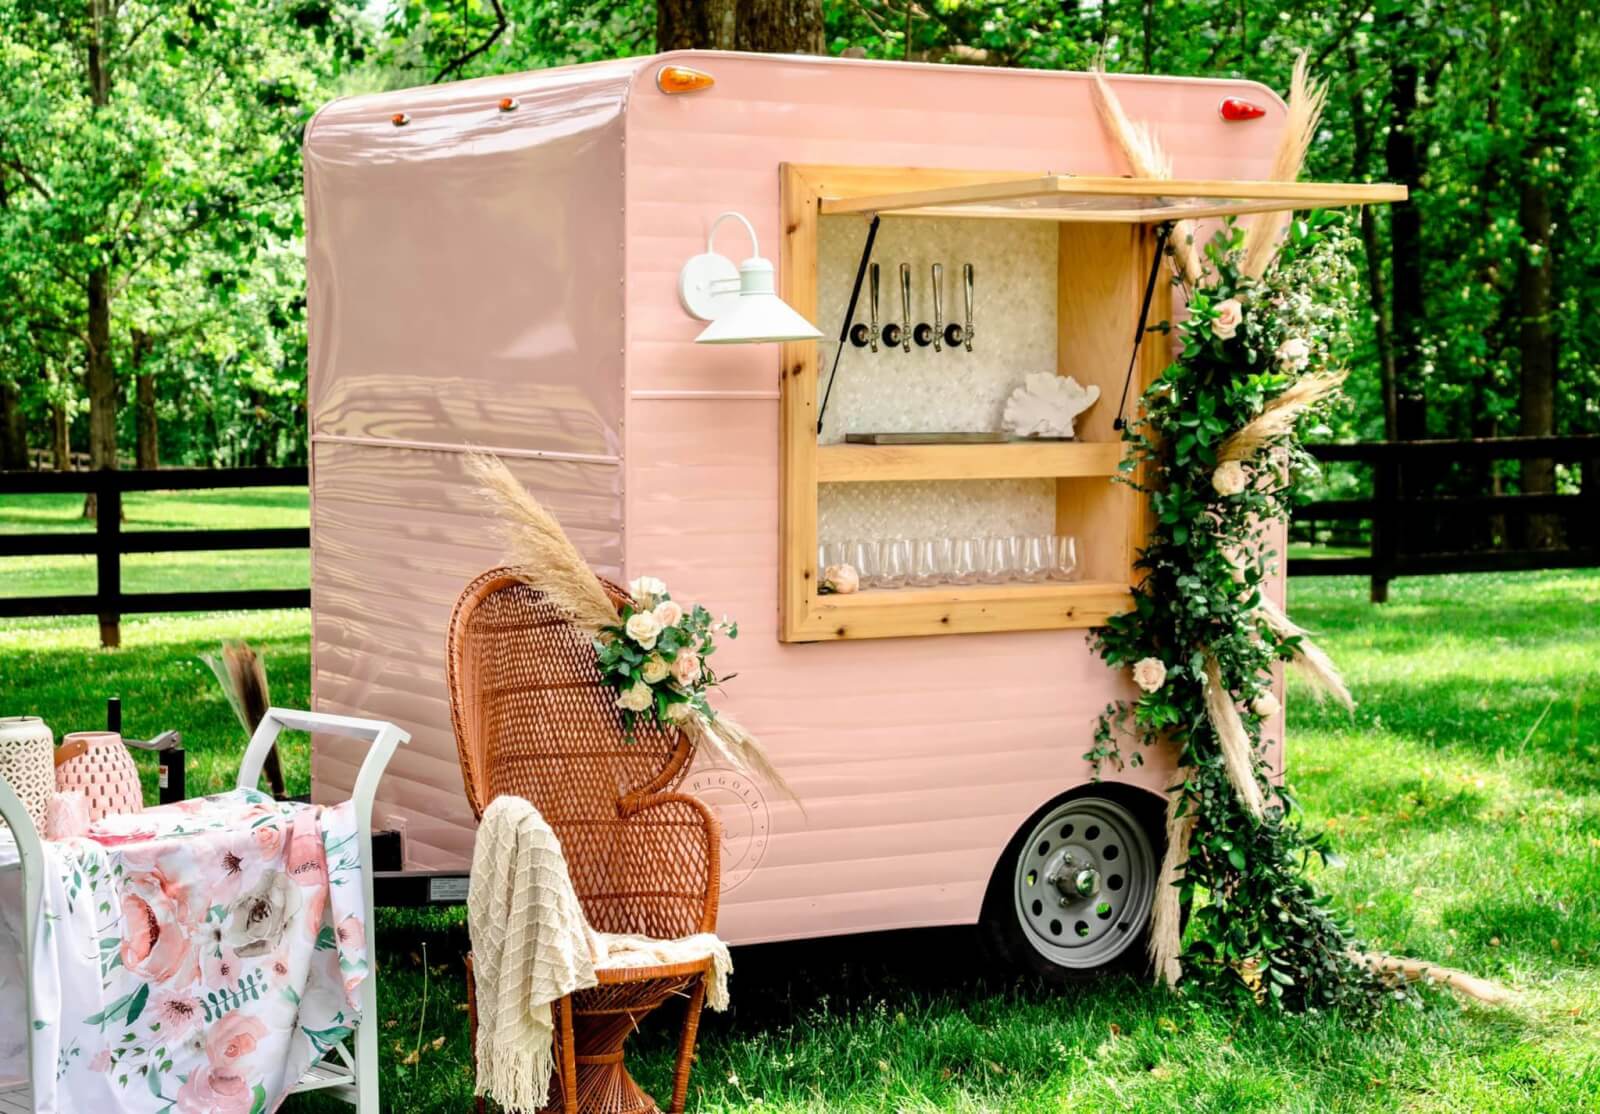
[1351,950,1511,1006]
[467,452,621,633]
[1217,370,1346,465]
[1202,655,1266,819]
[202,640,285,798]
[1089,61,1203,287]
[1240,52,1329,279]
[1149,776,1195,988]
[1255,596,1354,710]
[684,712,803,810]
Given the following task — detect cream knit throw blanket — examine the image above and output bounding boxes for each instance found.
[468,796,732,1113]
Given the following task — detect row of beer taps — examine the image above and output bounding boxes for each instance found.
[849,262,975,353]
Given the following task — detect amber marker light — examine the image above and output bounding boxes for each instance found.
[656,65,715,95]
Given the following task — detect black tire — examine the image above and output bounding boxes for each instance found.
[979,785,1167,984]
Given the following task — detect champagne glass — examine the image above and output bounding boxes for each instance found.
[979,536,1010,584]
[1049,535,1080,581]
[949,537,981,585]
[847,539,880,589]
[1018,534,1049,583]
[877,538,911,589]
[911,537,946,587]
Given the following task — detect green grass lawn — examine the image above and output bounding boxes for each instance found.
[2,488,1596,1111]
[0,487,308,598]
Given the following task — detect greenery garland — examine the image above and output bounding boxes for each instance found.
[1091,216,1407,1014]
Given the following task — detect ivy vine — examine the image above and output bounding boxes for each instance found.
[1092,217,1408,1014]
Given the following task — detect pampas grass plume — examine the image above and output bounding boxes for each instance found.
[1202,655,1266,820]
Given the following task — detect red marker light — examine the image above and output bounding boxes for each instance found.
[1219,97,1266,122]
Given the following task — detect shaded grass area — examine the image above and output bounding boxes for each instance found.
[1,490,1596,1112]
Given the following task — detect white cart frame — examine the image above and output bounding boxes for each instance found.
[0,707,408,1114]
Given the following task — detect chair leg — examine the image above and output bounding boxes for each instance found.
[669,976,709,1114]
[557,995,579,1114]
[466,954,485,1114]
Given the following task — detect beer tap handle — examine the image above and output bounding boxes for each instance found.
[931,263,944,353]
[869,263,879,352]
[899,263,913,353]
[963,263,974,352]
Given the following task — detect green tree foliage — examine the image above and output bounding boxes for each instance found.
[0,0,369,469]
[1,2,1595,472]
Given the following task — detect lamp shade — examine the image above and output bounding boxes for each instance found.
[694,257,824,345]
[677,211,823,345]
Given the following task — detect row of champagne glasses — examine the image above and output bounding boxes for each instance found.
[820,534,1079,589]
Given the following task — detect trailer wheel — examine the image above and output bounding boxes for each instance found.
[980,793,1159,981]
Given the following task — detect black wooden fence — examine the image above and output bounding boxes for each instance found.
[0,466,309,646]
[1289,435,1600,601]
[3,442,1597,640]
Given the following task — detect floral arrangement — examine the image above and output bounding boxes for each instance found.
[468,451,796,802]
[1088,57,1501,1013]
[596,575,738,738]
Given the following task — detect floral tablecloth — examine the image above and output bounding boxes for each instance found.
[0,788,370,1113]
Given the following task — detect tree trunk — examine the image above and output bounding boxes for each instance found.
[133,331,158,470]
[51,401,70,471]
[0,381,25,470]
[657,0,823,53]
[83,0,116,518]
[1346,46,1398,440]
[1383,13,1426,443]
[85,266,116,516]
[1517,17,1560,551]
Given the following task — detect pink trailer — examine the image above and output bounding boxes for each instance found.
[304,51,1392,975]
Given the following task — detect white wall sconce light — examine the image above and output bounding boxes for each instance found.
[677,211,823,345]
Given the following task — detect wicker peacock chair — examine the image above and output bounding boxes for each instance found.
[447,567,722,1114]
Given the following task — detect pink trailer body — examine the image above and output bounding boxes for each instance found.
[304,51,1288,946]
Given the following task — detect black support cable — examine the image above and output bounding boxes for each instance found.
[1112,220,1174,432]
[816,214,881,436]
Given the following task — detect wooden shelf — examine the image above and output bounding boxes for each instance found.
[803,580,1133,641]
[816,440,1124,483]
[819,174,1409,225]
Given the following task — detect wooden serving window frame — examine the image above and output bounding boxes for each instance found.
[776,164,1402,643]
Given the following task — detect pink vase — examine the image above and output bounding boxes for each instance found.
[55,732,144,821]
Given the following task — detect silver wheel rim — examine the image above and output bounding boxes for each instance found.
[1012,796,1156,969]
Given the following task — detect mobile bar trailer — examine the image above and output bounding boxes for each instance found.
[302,50,1401,976]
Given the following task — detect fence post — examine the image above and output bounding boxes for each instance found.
[1370,452,1396,604]
[96,472,122,648]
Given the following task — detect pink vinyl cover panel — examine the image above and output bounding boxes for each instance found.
[304,51,1288,945]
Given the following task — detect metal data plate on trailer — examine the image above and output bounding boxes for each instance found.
[427,875,471,903]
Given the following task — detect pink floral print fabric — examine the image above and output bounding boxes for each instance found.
[1,789,369,1113]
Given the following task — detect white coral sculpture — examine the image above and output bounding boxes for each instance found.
[1002,373,1101,439]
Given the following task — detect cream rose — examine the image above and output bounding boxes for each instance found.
[624,610,662,650]
[1251,691,1281,718]
[1132,657,1167,694]
[615,682,653,713]
[1212,460,1248,497]
[641,654,671,684]
[1275,336,1310,371]
[1211,298,1243,340]
[653,599,684,628]
[822,563,860,594]
[672,650,702,687]
[664,700,697,724]
[628,576,667,606]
